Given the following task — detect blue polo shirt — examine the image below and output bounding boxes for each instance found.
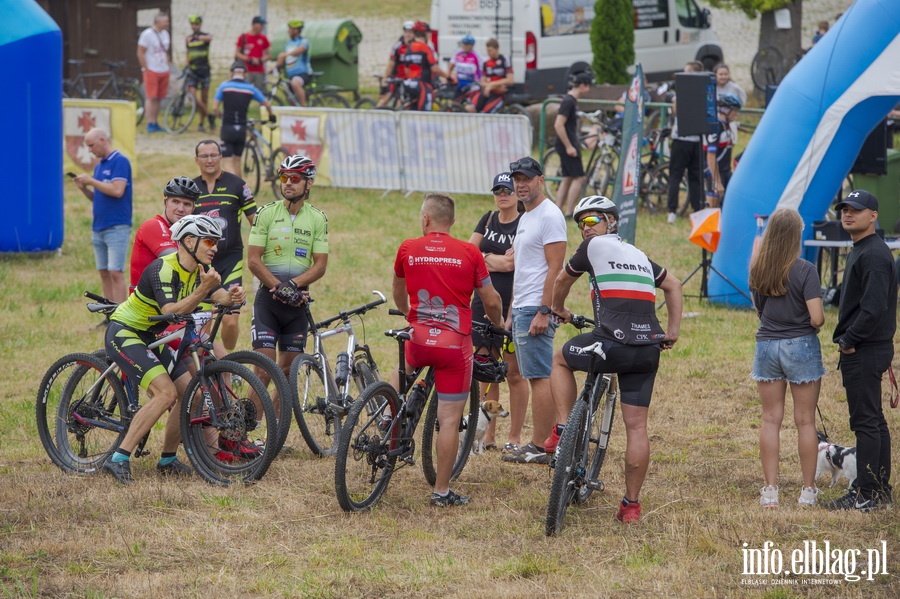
[92,150,132,232]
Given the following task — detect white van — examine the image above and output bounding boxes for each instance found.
[430,0,723,100]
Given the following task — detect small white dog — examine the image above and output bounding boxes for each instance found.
[816,431,857,489]
[468,399,509,455]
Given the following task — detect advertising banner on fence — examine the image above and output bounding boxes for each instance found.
[612,65,645,245]
[62,99,137,175]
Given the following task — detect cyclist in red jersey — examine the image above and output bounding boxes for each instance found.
[395,21,445,111]
[377,21,415,107]
[471,38,514,114]
[129,177,200,289]
[393,193,503,506]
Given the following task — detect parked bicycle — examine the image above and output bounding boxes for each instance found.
[543,110,620,203]
[36,292,280,487]
[267,68,350,108]
[162,67,202,134]
[640,127,675,215]
[545,314,619,536]
[242,118,289,199]
[63,59,145,125]
[333,316,497,511]
[287,291,388,457]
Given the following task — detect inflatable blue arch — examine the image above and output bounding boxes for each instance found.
[709,0,900,306]
[0,0,63,252]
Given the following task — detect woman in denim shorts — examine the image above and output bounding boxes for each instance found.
[749,209,826,508]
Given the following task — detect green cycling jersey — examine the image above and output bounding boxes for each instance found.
[248,200,329,283]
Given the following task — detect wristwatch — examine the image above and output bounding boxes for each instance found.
[538,305,551,315]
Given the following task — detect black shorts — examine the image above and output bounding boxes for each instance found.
[187,68,211,90]
[289,73,310,87]
[105,321,189,390]
[212,250,244,289]
[251,286,309,352]
[220,125,246,157]
[555,145,585,178]
[561,332,660,408]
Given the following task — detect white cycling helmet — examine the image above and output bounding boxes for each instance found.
[170,214,223,242]
[573,195,618,228]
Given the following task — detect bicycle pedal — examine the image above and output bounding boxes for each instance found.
[586,479,604,491]
[400,455,416,466]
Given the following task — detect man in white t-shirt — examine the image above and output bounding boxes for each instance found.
[137,12,171,133]
[501,156,567,466]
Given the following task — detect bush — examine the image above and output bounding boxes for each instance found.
[590,0,635,84]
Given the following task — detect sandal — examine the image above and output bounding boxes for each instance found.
[501,442,519,455]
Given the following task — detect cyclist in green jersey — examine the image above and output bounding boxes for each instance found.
[102,215,246,484]
[248,154,328,382]
[186,14,214,131]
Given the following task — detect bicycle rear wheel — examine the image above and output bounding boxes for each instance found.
[588,151,617,198]
[115,80,145,125]
[334,382,400,511]
[180,360,277,486]
[223,350,293,456]
[242,143,261,198]
[36,352,129,474]
[354,97,377,110]
[542,148,563,203]
[289,354,342,456]
[163,92,197,134]
[751,46,785,92]
[311,92,350,108]
[578,375,617,504]
[545,399,588,536]
[420,377,478,486]
[641,162,670,215]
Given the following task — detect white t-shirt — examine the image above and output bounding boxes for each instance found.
[138,27,170,73]
[512,198,567,307]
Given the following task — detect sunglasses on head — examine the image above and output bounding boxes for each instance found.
[577,216,604,230]
[509,158,538,172]
[280,174,307,184]
[492,188,513,196]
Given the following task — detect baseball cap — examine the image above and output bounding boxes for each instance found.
[835,189,879,212]
[491,172,513,192]
[509,156,543,178]
[252,16,267,25]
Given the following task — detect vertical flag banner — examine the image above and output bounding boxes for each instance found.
[613,64,645,245]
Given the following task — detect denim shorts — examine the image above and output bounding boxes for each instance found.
[511,306,557,379]
[751,333,826,384]
[92,224,131,271]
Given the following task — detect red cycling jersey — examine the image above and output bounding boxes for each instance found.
[130,215,176,288]
[396,40,437,83]
[393,231,489,348]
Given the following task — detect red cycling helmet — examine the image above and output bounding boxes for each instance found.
[412,20,430,34]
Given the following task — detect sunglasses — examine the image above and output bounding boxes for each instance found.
[577,216,604,230]
[492,188,513,196]
[197,237,219,249]
[280,174,307,184]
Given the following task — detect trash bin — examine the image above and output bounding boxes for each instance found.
[304,19,363,92]
[854,149,900,233]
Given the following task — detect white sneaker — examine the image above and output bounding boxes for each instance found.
[760,485,779,508]
[798,486,818,506]
[667,212,677,224]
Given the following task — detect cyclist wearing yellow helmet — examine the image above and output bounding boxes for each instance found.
[185,15,214,131]
[275,19,312,106]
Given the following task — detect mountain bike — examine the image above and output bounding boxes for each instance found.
[333,315,485,511]
[545,315,620,536]
[640,127,675,215]
[243,118,288,199]
[267,68,350,108]
[36,292,279,486]
[543,110,620,203]
[162,68,201,134]
[287,291,388,456]
[63,59,145,125]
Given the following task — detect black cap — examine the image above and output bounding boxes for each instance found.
[509,156,542,178]
[252,16,267,25]
[492,172,513,192]
[835,189,878,212]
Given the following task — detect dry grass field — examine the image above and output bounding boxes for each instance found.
[1,126,898,598]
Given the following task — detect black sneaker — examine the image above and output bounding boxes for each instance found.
[103,459,134,484]
[430,490,471,507]
[823,489,859,511]
[157,458,193,477]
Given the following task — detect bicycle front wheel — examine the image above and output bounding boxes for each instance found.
[354,97,377,110]
[545,399,588,536]
[311,92,350,108]
[242,143,261,198]
[36,352,129,474]
[578,375,617,504]
[420,377,478,486]
[180,360,277,486]
[163,92,196,134]
[642,162,670,216]
[289,354,342,456]
[589,151,617,198]
[541,148,563,203]
[334,382,399,511]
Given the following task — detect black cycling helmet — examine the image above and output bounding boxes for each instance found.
[718,93,742,110]
[472,353,508,383]
[164,176,201,202]
[230,60,247,72]
[278,154,317,180]
[573,195,618,228]
[170,214,223,242]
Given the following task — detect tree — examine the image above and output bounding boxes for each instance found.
[709,0,804,68]
[590,0,634,85]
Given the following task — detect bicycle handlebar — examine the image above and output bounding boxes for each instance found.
[388,309,405,317]
[472,320,511,338]
[569,314,595,329]
[84,290,112,303]
[147,303,244,324]
[313,290,388,329]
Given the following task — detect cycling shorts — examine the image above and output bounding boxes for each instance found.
[105,321,189,390]
[475,91,505,114]
[188,68,211,90]
[212,250,244,290]
[289,73,310,87]
[220,125,246,157]
[405,340,473,402]
[251,285,309,352]
[561,332,660,408]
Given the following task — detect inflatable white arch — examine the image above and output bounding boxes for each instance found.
[709,0,900,306]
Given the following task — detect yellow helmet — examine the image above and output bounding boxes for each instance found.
[288,19,304,30]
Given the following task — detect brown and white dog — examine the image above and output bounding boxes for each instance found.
[468,399,509,455]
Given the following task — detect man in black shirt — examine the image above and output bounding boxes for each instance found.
[827,190,897,512]
[553,71,592,217]
[185,15,214,131]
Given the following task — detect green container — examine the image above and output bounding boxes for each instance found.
[304,19,363,92]
[854,149,900,234]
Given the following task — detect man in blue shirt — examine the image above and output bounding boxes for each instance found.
[72,128,132,304]
[275,19,312,106]
[211,61,276,175]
